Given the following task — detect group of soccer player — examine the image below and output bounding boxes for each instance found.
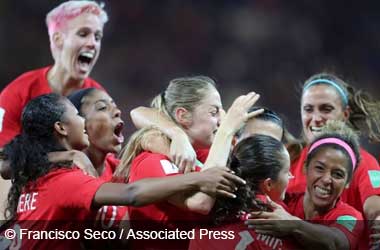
[1,1,380,250]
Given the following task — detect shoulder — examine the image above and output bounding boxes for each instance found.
[1,67,48,95]
[329,200,363,220]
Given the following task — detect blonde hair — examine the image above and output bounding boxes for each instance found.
[114,128,169,180]
[151,76,217,123]
[115,76,217,179]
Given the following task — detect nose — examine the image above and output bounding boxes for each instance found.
[85,35,97,48]
[217,109,225,127]
[320,172,332,185]
[311,112,324,125]
[113,106,121,118]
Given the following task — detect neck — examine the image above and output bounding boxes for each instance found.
[47,64,84,96]
[303,191,335,219]
[83,146,107,176]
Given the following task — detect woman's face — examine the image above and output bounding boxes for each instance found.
[58,13,103,81]
[80,90,124,154]
[61,100,89,150]
[305,147,349,211]
[185,88,223,149]
[266,149,290,202]
[301,84,348,143]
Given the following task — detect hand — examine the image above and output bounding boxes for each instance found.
[220,92,263,135]
[370,215,380,250]
[169,132,196,174]
[244,197,300,236]
[48,150,98,177]
[195,167,246,198]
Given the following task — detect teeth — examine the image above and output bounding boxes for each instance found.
[315,186,330,195]
[310,126,322,132]
[80,51,94,59]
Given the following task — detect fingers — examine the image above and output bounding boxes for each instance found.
[223,172,246,185]
[216,190,237,199]
[246,108,264,120]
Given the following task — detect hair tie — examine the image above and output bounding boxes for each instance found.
[303,79,348,107]
[308,137,356,170]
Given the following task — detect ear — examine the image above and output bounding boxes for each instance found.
[54,121,68,137]
[52,32,64,50]
[261,178,273,193]
[342,106,351,121]
[174,107,192,127]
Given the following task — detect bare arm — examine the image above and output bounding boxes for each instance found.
[247,202,350,250]
[92,167,244,208]
[168,92,263,214]
[131,106,196,172]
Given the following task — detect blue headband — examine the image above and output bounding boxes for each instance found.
[303,79,348,106]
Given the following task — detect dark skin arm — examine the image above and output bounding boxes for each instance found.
[92,167,245,208]
[246,200,350,250]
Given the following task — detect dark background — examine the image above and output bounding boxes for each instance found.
[1,0,379,156]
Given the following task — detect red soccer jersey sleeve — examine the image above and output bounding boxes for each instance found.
[341,148,380,213]
[286,193,364,250]
[0,66,104,147]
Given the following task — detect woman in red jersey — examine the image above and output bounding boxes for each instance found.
[115,76,263,249]
[285,73,380,249]
[189,134,301,250]
[0,93,244,250]
[249,121,364,250]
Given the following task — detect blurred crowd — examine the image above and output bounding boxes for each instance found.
[1,0,379,154]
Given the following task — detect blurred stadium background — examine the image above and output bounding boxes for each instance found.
[1,0,379,155]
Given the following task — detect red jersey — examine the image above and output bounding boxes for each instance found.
[288,147,380,213]
[189,222,300,250]
[0,167,106,250]
[94,154,128,230]
[0,66,104,147]
[286,193,364,250]
[99,153,120,182]
[128,151,208,249]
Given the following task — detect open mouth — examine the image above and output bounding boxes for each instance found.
[77,51,95,72]
[310,126,323,133]
[314,185,331,198]
[113,122,125,144]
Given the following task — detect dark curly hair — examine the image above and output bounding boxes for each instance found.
[3,93,72,219]
[213,134,288,224]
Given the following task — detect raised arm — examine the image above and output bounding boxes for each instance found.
[168,92,264,214]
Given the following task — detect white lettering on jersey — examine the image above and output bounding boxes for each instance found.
[160,159,179,175]
[17,192,38,213]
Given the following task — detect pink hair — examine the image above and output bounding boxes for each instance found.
[46,1,108,37]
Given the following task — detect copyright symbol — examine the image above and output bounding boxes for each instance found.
[4,229,16,239]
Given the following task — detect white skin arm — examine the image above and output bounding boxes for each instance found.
[168,92,264,214]
[130,106,196,173]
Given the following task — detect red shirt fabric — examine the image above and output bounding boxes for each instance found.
[189,194,299,250]
[288,147,380,213]
[128,150,208,249]
[95,154,128,230]
[0,167,106,250]
[189,222,300,250]
[286,192,364,250]
[0,66,104,147]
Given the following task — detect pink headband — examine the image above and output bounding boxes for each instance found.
[308,138,357,170]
